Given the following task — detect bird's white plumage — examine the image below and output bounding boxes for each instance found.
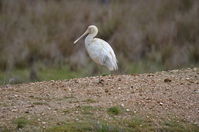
[74,25,118,71]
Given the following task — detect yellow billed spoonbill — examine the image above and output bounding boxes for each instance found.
[74,25,118,71]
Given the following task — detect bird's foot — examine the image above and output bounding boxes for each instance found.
[97,76,104,85]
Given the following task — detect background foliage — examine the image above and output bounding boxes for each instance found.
[0,0,199,84]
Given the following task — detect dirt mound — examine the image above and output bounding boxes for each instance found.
[0,68,199,131]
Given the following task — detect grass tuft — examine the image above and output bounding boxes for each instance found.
[126,116,155,132]
[80,106,97,115]
[161,119,199,132]
[107,106,121,115]
[0,126,12,132]
[32,102,48,105]
[46,122,92,132]
[83,98,96,103]
[13,117,30,129]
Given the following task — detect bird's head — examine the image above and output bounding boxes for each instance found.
[87,25,98,35]
[74,25,98,44]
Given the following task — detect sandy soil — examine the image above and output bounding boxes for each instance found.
[0,68,199,129]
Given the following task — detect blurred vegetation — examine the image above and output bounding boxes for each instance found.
[0,0,199,84]
[1,117,199,132]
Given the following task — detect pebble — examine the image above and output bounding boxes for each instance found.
[164,78,171,83]
[42,122,46,125]
[14,95,19,97]
[11,109,17,112]
[193,68,197,71]
[105,89,109,93]
[194,89,199,93]
[25,111,29,113]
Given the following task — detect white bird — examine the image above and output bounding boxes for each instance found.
[74,25,118,71]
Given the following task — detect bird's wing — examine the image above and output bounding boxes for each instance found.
[98,39,117,62]
[95,38,118,70]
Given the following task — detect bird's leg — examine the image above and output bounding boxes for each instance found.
[98,69,102,83]
[97,68,104,85]
[98,75,101,83]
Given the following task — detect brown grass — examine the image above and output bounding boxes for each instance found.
[0,0,198,78]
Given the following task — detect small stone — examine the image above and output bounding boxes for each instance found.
[11,109,17,112]
[194,89,199,93]
[14,95,18,97]
[126,109,130,112]
[164,78,171,83]
[105,89,109,93]
[147,74,154,77]
[98,79,104,84]
[57,122,62,125]
[171,70,179,73]
[121,104,124,107]
[193,68,197,71]
[42,122,46,125]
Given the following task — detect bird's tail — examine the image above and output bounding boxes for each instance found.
[107,58,118,71]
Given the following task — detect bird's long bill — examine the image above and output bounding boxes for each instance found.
[73,30,88,44]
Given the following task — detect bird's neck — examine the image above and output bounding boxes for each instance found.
[85,34,96,44]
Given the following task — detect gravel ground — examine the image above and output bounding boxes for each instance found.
[0,68,199,129]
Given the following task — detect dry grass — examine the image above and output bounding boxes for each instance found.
[0,0,199,83]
